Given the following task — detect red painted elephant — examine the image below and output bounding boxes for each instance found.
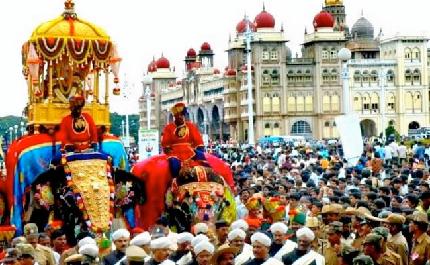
[131,153,236,230]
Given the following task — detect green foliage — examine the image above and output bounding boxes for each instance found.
[0,115,24,135]
[109,112,140,143]
[385,124,400,142]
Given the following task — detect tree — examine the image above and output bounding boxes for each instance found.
[385,120,400,142]
[109,112,139,144]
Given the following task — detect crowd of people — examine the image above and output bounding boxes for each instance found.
[1,137,430,265]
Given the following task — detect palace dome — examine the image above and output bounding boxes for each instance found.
[201,42,211,51]
[313,11,334,29]
[351,16,374,39]
[186,48,196,57]
[254,7,275,29]
[156,56,170,69]
[236,18,256,33]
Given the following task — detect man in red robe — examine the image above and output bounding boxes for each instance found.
[59,94,98,153]
[161,102,207,177]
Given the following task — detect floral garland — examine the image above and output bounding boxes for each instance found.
[62,154,115,233]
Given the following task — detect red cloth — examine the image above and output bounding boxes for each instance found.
[161,121,204,161]
[58,113,98,151]
[131,153,235,230]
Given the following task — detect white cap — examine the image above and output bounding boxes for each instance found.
[194,223,209,235]
[270,222,288,234]
[177,232,194,244]
[250,232,271,247]
[231,219,249,231]
[78,237,96,248]
[130,232,151,246]
[150,237,171,249]
[227,229,246,241]
[191,234,209,248]
[296,227,315,241]
[194,241,215,256]
[112,229,131,241]
[79,244,99,258]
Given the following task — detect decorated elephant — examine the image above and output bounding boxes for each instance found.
[131,153,236,232]
[0,132,144,241]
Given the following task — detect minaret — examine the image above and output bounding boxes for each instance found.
[323,0,349,35]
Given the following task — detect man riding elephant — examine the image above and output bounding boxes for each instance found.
[161,102,209,178]
[58,93,98,153]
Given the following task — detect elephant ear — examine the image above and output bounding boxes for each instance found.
[113,169,146,204]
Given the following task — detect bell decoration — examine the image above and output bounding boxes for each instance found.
[109,43,121,96]
[26,43,42,85]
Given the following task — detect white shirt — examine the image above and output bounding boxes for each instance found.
[384,146,393,160]
[398,145,407,158]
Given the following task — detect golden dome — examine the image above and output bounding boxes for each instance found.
[30,16,110,41]
[30,0,110,41]
[325,0,343,6]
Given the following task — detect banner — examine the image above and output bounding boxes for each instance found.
[138,129,159,159]
[335,113,363,166]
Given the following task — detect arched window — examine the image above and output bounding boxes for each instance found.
[362,70,369,83]
[404,48,412,59]
[387,92,396,112]
[362,93,370,111]
[331,69,338,81]
[271,69,280,85]
[331,94,340,112]
[370,70,378,82]
[414,92,422,112]
[323,94,330,112]
[412,47,421,61]
[305,69,312,82]
[322,69,330,82]
[370,92,379,112]
[273,123,280,136]
[288,96,296,112]
[287,70,294,82]
[262,49,269,60]
[272,93,280,112]
[291,120,312,135]
[386,70,395,83]
[263,93,271,113]
[305,95,313,112]
[262,69,270,85]
[405,92,414,112]
[405,69,412,83]
[296,96,305,112]
[270,48,278,60]
[296,70,303,82]
[354,70,361,83]
[264,123,271,136]
[413,69,421,85]
[354,93,362,111]
[323,121,331,138]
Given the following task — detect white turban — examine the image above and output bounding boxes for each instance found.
[194,241,215,255]
[270,222,288,234]
[79,244,99,258]
[130,232,151,246]
[231,219,249,231]
[296,227,315,241]
[177,232,194,244]
[228,229,246,241]
[159,260,176,265]
[78,237,96,248]
[150,237,171,249]
[191,234,209,248]
[112,229,130,241]
[250,232,271,247]
[194,223,209,235]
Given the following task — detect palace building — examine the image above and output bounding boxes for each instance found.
[139,0,429,142]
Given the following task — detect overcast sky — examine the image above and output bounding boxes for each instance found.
[1,0,429,117]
